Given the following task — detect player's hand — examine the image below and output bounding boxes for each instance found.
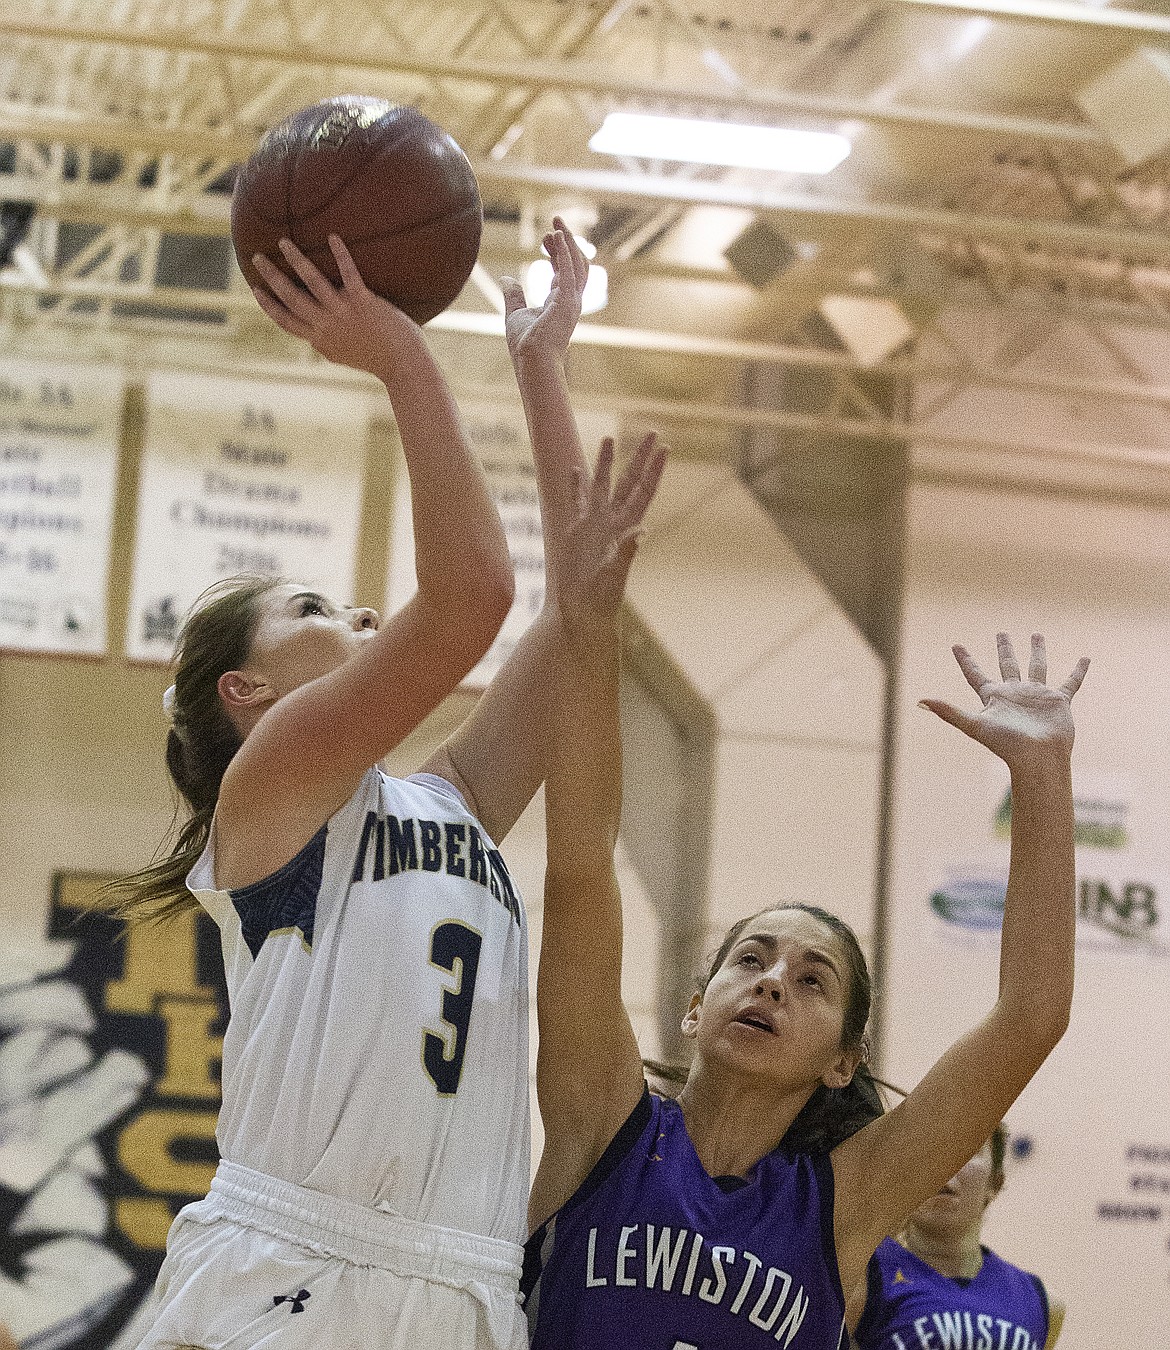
[500,217,588,365]
[250,235,423,376]
[920,633,1089,769]
[553,433,666,653]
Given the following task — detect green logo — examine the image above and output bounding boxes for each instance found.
[995,789,1128,850]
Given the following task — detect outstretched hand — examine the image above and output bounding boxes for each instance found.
[555,433,667,652]
[500,217,589,365]
[250,235,421,378]
[921,633,1089,768]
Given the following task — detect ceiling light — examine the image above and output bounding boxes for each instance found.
[589,113,850,174]
[525,257,608,315]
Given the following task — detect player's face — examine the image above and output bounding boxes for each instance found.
[910,1141,998,1240]
[244,583,379,697]
[684,908,856,1092]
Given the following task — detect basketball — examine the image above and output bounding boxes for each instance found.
[232,96,483,325]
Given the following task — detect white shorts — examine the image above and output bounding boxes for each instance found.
[136,1162,527,1350]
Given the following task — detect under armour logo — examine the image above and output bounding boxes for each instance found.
[274,1289,311,1314]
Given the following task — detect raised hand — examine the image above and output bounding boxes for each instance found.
[920,632,1089,767]
[555,433,667,651]
[500,217,589,365]
[250,234,421,377]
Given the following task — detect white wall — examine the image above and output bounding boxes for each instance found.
[627,460,886,964]
[888,331,1170,1344]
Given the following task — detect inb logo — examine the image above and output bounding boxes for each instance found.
[929,877,1005,929]
[930,875,1164,949]
[1078,879,1159,941]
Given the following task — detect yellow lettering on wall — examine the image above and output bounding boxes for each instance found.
[114,1196,175,1250]
[156,998,223,1100]
[106,908,217,1013]
[118,1109,218,1197]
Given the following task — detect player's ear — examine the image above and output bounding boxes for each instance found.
[820,1045,862,1091]
[680,993,702,1041]
[218,670,274,711]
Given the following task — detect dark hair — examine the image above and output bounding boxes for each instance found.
[989,1121,1008,1192]
[98,575,281,924]
[649,902,887,1155]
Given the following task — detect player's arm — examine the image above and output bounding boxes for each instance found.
[842,1272,868,1344]
[529,435,666,1233]
[830,634,1089,1294]
[421,223,592,842]
[222,237,513,841]
[1044,1295,1066,1348]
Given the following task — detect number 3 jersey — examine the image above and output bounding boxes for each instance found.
[186,766,529,1246]
[522,1089,846,1349]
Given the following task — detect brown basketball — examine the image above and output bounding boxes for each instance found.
[232,96,483,325]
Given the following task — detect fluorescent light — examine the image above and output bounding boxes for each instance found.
[525,258,608,315]
[589,112,850,174]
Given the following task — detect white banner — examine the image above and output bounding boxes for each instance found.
[925,857,1170,956]
[0,359,123,655]
[126,372,370,662]
[386,397,617,688]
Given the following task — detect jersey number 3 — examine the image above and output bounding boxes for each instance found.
[423,921,482,1096]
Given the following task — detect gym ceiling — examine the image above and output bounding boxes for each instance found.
[1,0,1169,493]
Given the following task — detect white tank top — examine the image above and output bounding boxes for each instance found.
[187,768,529,1245]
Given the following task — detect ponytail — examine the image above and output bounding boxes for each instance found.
[96,576,279,925]
[779,1062,890,1154]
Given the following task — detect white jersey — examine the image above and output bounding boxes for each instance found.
[186,768,530,1247]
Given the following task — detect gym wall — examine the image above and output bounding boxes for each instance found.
[885,310,1170,1348]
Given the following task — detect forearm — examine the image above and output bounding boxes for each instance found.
[998,752,1076,1040]
[513,349,587,597]
[382,337,512,606]
[546,628,622,879]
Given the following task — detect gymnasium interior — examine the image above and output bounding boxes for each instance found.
[0,1,1168,1345]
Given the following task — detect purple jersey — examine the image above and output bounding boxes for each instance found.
[854,1237,1049,1350]
[522,1089,846,1349]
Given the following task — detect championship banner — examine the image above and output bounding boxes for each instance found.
[126,371,369,662]
[0,873,227,1349]
[385,397,617,688]
[0,359,123,655]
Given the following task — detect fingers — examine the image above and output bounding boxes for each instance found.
[544,230,582,312]
[590,437,615,509]
[249,282,312,341]
[500,275,527,315]
[551,215,590,295]
[952,644,993,701]
[611,431,657,507]
[950,631,1088,701]
[251,250,321,324]
[1060,655,1090,700]
[615,434,667,529]
[578,433,666,541]
[279,237,344,308]
[996,631,1021,682]
[918,698,977,737]
[327,234,369,295]
[1028,632,1046,684]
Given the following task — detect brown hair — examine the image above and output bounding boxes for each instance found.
[648,902,886,1155]
[98,575,281,924]
[989,1121,1008,1192]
